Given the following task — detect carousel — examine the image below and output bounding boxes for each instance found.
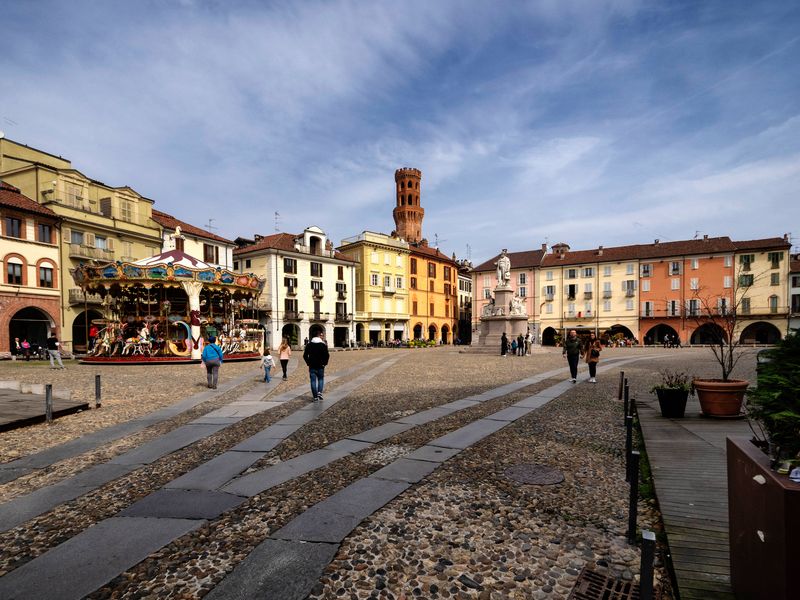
[71,246,265,364]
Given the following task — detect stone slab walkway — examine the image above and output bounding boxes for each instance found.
[637,394,750,600]
[0,388,88,432]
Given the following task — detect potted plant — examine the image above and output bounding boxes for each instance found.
[688,288,750,417]
[727,331,800,599]
[650,369,693,418]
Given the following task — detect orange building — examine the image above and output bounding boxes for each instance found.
[393,168,458,343]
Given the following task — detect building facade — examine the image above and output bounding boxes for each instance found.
[790,255,800,333]
[0,138,163,352]
[456,259,473,345]
[0,182,61,356]
[234,226,357,349]
[337,231,410,345]
[151,209,235,269]
[471,235,792,345]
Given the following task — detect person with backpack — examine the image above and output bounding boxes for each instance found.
[302,329,329,401]
[201,335,224,389]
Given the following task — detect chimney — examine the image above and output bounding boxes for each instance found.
[654,239,660,245]
[541,243,547,253]
[703,234,709,242]
[785,233,790,242]
[597,245,604,256]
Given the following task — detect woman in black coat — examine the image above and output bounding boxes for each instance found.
[501,332,508,356]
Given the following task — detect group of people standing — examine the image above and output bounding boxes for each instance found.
[562,329,602,383]
[201,332,328,402]
[500,332,533,356]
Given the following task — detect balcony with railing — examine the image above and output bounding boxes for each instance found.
[544,294,554,301]
[603,290,612,299]
[68,244,115,261]
[584,292,593,300]
[383,285,396,295]
[287,286,297,296]
[337,290,347,300]
[312,288,324,299]
[68,288,105,305]
[284,311,303,321]
[625,288,636,297]
[564,310,593,319]
[311,312,330,322]
[335,312,353,323]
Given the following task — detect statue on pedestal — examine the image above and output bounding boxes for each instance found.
[495,249,511,287]
[509,295,525,316]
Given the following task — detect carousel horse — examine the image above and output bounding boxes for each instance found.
[92,329,113,357]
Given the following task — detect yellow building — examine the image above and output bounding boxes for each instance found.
[0,138,163,351]
[733,237,791,343]
[338,231,410,345]
[538,243,640,344]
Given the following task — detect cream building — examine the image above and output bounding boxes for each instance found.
[151,209,234,268]
[234,226,357,349]
[337,231,410,345]
[0,138,163,351]
[0,182,62,356]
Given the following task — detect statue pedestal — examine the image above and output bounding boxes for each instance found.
[476,286,529,351]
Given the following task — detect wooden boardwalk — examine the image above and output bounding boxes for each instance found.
[637,395,750,600]
[0,388,88,432]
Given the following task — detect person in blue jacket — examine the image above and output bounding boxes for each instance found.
[201,335,224,389]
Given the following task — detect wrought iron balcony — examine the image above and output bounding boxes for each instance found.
[284,311,303,321]
[312,289,324,299]
[68,288,104,305]
[334,312,353,323]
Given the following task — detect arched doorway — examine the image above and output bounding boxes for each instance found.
[605,324,635,342]
[645,324,680,346]
[541,327,557,346]
[413,323,423,339]
[309,323,325,339]
[691,323,726,345]
[333,326,348,347]
[428,324,437,341]
[441,324,450,344]
[282,323,299,347]
[72,309,104,353]
[355,323,365,345]
[739,322,782,344]
[9,307,54,352]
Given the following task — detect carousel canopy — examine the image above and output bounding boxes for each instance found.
[71,249,264,296]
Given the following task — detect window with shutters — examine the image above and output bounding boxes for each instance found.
[410,277,417,289]
[769,295,779,313]
[518,273,527,285]
[65,184,83,208]
[671,278,680,290]
[626,263,635,275]
[338,266,344,280]
[310,262,322,277]
[770,273,780,286]
[99,197,112,217]
[384,275,391,287]
[583,267,594,278]
[566,284,577,300]
[4,217,22,238]
[640,264,652,277]
[686,299,700,317]
[370,273,379,286]
[39,266,53,288]
[768,252,784,269]
[519,286,526,298]
[71,230,84,245]
[603,300,611,312]
[396,276,403,289]
[741,297,751,314]
[175,237,185,252]
[430,302,434,316]
[443,266,451,280]
[739,254,754,271]
[641,280,650,292]
[37,223,52,243]
[284,258,297,274]
[544,285,555,299]
[642,301,654,317]
[691,258,699,270]
[203,244,215,263]
[119,200,133,222]
[428,262,436,278]
[545,303,553,314]
[483,288,491,299]
[566,268,577,279]
[724,275,732,288]
[739,274,754,287]
[626,299,634,310]
[603,265,612,277]
[546,270,553,281]
[412,301,418,315]
[668,300,680,316]
[724,255,733,267]
[370,252,379,264]
[670,261,682,275]
[410,258,417,275]
[690,277,699,290]
[95,236,107,250]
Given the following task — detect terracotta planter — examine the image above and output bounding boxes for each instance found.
[693,378,748,417]
[654,388,689,418]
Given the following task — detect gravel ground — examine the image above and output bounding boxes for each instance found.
[1,346,756,599]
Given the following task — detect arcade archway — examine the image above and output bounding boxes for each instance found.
[690,323,726,345]
[428,324,437,341]
[282,323,300,347]
[645,324,680,346]
[72,309,104,353]
[413,323,423,339]
[541,327,557,346]
[9,307,54,352]
[739,322,782,344]
[441,324,450,344]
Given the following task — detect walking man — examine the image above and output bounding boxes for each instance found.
[303,329,329,401]
[46,330,65,369]
[562,329,581,383]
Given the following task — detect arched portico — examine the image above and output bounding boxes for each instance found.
[739,322,782,344]
[691,323,727,345]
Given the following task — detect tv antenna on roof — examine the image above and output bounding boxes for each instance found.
[205,218,218,231]
[434,233,446,248]
[274,211,280,232]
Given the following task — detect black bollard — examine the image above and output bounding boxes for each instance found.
[45,384,53,424]
[627,450,640,544]
[623,382,630,423]
[95,374,101,408]
[640,529,656,600]
[618,371,625,400]
[625,415,633,482]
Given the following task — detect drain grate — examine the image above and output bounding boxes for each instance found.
[568,567,641,600]
[504,463,564,485]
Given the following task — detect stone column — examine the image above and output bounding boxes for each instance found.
[181,281,204,360]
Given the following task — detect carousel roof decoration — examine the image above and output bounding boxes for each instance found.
[70,248,265,295]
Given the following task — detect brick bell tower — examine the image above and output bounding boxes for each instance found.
[392,167,424,244]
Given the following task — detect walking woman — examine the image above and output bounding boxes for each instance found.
[500,332,508,357]
[278,337,291,380]
[201,335,224,389]
[583,332,602,383]
[562,329,582,383]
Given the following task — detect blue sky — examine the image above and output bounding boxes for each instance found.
[1,0,798,264]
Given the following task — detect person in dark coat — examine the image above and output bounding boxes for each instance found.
[303,330,330,401]
[562,329,582,383]
[500,332,508,357]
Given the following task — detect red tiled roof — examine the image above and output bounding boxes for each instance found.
[473,249,545,272]
[151,209,233,244]
[732,237,791,251]
[0,181,58,218]
[410,243,457,265]
[789,255,800,274]
[234,232,353,262]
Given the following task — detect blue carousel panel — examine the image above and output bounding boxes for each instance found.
[220,272,235,284]
[103,266,120,278]
[198,270,216,282]
[123,265,144,278]
[173,266,194,278]
[148,267,168,279]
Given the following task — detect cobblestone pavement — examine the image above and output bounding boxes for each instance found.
[0,346,758,599]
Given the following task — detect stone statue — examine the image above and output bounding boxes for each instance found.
[495,249,511,286]
[509,295,525,316]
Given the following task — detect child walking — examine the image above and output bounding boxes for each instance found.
[262,349,275,383]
